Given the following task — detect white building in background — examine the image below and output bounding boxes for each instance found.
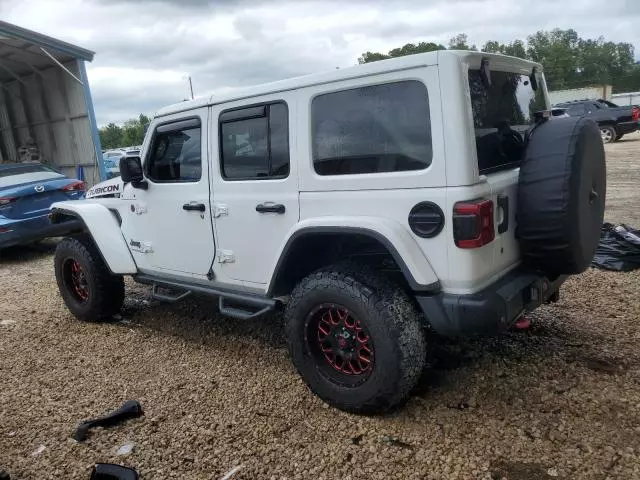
[548,85,612,105]
[611,91,640,106]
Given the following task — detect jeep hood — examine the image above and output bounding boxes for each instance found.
[86,177,124,199]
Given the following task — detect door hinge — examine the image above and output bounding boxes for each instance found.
[131,203,148,215]
[213,203,229,218]
[217,250,235,263]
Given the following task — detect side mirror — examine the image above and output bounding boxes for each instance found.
[119,156,148,189]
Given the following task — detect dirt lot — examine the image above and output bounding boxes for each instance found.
[1,137,640,480]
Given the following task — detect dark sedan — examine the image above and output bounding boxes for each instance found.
[0,163,84,248]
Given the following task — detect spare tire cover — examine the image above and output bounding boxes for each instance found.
[517,116,606,275]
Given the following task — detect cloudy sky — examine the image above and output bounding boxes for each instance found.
[2,0,638,126]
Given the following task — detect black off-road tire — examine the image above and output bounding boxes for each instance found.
[54,235,124,322]
[285,264,426,414]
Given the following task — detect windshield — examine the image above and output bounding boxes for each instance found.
[469,69,546,173]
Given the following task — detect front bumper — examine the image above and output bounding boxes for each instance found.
[416,269,567,336]
[0,214,82,248]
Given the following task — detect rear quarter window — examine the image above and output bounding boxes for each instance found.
[311,80,432,176]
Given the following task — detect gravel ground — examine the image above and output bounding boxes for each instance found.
[1,137,640,479]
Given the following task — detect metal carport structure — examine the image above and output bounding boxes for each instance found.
[0,21,105,185]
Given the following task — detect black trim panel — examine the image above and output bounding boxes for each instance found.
[135,273,276,307]
[416,269,567,336]
[266,226,441,296]
[156,117,201,133]
[219,105,266,123]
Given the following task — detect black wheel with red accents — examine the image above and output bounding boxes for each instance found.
[307,303,375,385]
[54,235,124,322]
[62,259,90,303]
[285,264,426,414]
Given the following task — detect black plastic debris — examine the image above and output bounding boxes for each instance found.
[591,223,640,272]
[0,469,10,480]
[90,464,139,480]
[75,400,144,442]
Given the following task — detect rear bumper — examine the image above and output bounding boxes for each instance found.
[0,214,82,248]
[615,121,639,135]
[416,269,567,336]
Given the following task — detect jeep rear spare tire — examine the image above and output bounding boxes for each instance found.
[285,266,426,414]
[518,116,606,275]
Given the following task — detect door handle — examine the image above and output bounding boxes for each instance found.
[183,202,206,212]
[255,203,285,214]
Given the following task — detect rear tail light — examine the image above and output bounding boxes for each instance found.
[633,106,639,122]
[0,197,17,207]
[62,181,85,192]
[453,199,495,248]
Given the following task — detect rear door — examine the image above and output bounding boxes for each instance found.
[210,94,299,286]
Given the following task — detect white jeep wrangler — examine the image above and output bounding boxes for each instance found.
[50,50,606,413]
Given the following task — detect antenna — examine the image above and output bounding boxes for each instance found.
[183,74,194,100]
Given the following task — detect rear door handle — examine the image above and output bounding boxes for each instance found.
[255,203,285,214]
[183,202,206,212]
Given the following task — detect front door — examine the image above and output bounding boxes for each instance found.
[211,95,299,286]
[120,108,215,278]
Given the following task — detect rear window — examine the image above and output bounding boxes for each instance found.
[312,80,432,176]
[0,164,63,188]
[469,70,546,174]
[0,164,61,178]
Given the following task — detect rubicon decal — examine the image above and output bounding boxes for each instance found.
[88,184,120,196]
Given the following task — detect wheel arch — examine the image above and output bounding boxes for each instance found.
[267,220,440,298]
[50,202,137,274]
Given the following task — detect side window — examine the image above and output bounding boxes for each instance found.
[219,102,290,180]
[312,80,432,176]
[566,104,586,116]
[146,118,202,183]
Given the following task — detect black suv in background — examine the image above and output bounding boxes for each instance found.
[553,99,639,143]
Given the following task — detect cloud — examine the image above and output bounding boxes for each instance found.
[3,0,639,126]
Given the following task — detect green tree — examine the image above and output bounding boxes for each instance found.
[448,33,476,51]
[482,40,527,59]
[526,29,580,90]
[99,123,123,150]
[358,41,445,64]
[358,29,640,93]
[99,114,150,150]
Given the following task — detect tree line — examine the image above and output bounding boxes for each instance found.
[99,114,151,150]
[359,29,640,93]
